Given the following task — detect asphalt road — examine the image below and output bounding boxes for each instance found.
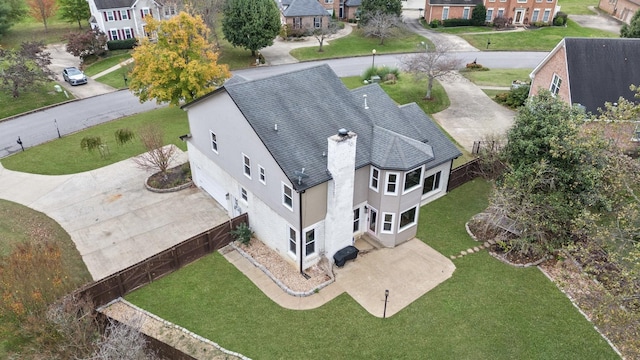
[0,51,546,158]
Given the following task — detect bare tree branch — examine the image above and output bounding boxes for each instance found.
[132,124,177,175]
[361,11,403,45]
[401,43,463,99]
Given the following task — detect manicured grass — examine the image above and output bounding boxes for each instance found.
[435,26,494,34]
[84,53,132,77]
[0,107,188,175]
[126,179,618,360]
[0,15,86,49]
[0,81,74,120]
[290,29,431,61]
[460,68,533,87]
[0,199,91,357]
[558,0,600,15]
[482,88,505,98]
[461,19,617,51]
[95,66,131,89]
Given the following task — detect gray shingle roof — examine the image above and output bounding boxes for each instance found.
[564,38,640,114]
[282,0,329,16]
[94,0,136,10]
[185,65,460,191]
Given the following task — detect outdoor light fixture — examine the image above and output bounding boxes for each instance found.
[383,289,390,318]
[372,49,377,69]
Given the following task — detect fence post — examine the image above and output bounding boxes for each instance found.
[172,248,180,269]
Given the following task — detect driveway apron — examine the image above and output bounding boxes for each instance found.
[0,150,229,280]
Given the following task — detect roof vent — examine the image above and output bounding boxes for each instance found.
[274,124,278,131]
[338,128,348,137]
[363,94,369,109]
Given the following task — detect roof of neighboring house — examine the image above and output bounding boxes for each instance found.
[94,0,136,10]
[563,38,640,113]
[426,0,483,5]
[345,0,362,6]
[282,0,329,17]
[184,65,460,191]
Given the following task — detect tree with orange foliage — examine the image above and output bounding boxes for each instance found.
[129,12,230,106]
[27,0,57,32]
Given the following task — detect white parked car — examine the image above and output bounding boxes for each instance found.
[62,67,88,86]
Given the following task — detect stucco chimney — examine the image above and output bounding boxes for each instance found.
[325,129,357,262]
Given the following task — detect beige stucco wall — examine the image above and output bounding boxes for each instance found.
[302,182,328,228]
[530,43,571,104]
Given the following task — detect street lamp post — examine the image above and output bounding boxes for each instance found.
[383,289,389,318]
[371,49,376,69]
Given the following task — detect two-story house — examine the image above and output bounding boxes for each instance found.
[277,0,331,30]
[181,65,461,271]
[87,0,178,40]
[598,0,639,25]
[423,0,559,25]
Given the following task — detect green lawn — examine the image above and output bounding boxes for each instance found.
[291,29,431,61]
[435,26,494,34]
[0,15,86,49]
[0,81,74,120]
[461,19,617,51]
[84,53,132,77]
[126,179,618,360]
[558,0,600,15]
[460,68,533,87]
[0,200,91,357]
[0,107,189,175]
[94,66,131,89]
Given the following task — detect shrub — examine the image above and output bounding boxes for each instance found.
[493,16,508,28]
[553,11,568,26]
[494,85,530,109]
[80,136,103,152]
[114,128,135,145]
[442,18,472,27]
[471,4,487,26]
[361,66,400,82]
[231,222,253,245]
[465,62,488,71]
[429,19,440,28]
[107,39,137,51]
[532,21,551,27]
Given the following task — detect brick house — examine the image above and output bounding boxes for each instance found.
[529,37,640,114]
[423,0,559,25]
[278,0,331,30]
[598,0,639,25]
[87,0,178,40]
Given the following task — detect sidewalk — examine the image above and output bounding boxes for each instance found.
[92,57,134,79]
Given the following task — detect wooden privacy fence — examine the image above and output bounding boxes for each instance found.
[77,213,248,308]
[447,158,481,191]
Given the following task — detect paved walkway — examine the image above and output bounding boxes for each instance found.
[223,238,454,318]
[571,6,624,34]
[0,149,229,280]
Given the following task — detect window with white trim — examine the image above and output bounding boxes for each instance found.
[293,17,302,29]
[109,29,119,40]
[550,74,562,96]
[517,0,527,3]
[353,208,360,233]
[314,16,322,28]
[370,167,380,191]
[536,0,542,2]
[542,9,551,21]
[106,11,115,21]
[123,28,133,39]
[325,0,333,3]
[120,10,129,19]
[243,154,251,178]
[210,131,218,153]
[423,171,442,195]
[442,7,449,20]
[142,8,151,18]
[288,227,297,255]
[283,183,293,210]
[241,187,248,202]
[381,213,394,234]
[489,0,495,3]
[305,229,315,256]
[385,172,399,195]
[532,9,540,21]
[259,166,266,184]
[399,206,418,232]
[497,8,505,17]
[486,8,494,21]
[463,7,470,19]
[403,166,423,193]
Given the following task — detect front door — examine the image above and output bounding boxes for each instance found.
[368,207,378,234]
[515,9,524,24]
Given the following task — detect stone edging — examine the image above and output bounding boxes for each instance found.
[98,298,252,360]
[144,178,193,193]
[230,243,334,297]
[488,251,548,268]
[465,221,479,241]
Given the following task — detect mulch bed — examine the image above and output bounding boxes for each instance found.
[146,163,192,190]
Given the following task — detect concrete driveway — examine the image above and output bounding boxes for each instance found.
[0,150,229,280]
[47,43,117,99]
[571,7,624,34]
[432,72,515,151]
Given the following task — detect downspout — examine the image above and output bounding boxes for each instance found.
[299,190,310,279]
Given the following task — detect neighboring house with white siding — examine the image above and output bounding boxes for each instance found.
[181,65,461,272]
[87,0,178,40]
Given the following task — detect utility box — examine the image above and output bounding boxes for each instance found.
[371,75,381,83]
[333,245,359,267]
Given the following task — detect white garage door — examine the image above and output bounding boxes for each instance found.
[193,164,229,211]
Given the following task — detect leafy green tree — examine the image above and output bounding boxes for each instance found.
[129,12,230,106]
[58,0,90,29]
[360,0,402,24]
[222,0,280,56]
[0,0,27,38]
[471,4,486,26]
[621,10,640,38]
